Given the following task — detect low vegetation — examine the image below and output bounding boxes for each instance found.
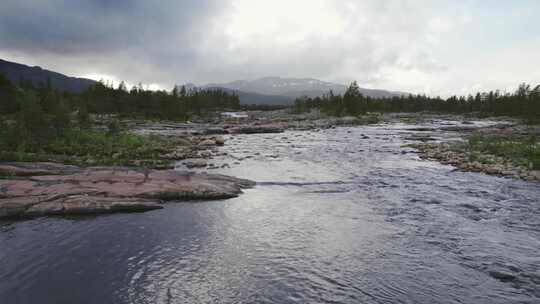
[466,133,540,170]
[0,72,248,167]
[413,126,540,180]
[0,128,178,167]
[0,90,180,167]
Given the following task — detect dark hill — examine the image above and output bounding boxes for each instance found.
[0,59,96,93]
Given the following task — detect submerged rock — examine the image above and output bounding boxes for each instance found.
[0,163,255,219]
[203,127,228,135]
[488,270,517,282]
[227,124,284,134]
[404,134,438,142]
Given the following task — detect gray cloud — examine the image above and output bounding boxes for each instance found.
[0,0,222,53]
[0,0,538,95]
[0,0,228,86]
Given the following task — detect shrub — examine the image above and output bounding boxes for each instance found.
[14,91,52,148]
[107,119,121,134]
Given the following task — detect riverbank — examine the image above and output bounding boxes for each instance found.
[410,123,540,181]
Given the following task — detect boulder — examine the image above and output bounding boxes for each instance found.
[214,136,225,146]
[198,139,216,146]
[163,150,188,160]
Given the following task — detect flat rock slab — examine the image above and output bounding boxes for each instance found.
[0,163,255,219]
[0,162,81,176]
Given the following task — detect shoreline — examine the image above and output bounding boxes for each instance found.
[407,123,540,181]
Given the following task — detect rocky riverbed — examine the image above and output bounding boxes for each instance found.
[136,111,539,182]
[407,123,540,181]
[1,112,537,220]
[125,111,384,170]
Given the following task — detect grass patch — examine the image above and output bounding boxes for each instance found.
[0,129,180,167]
[466,133,540,169]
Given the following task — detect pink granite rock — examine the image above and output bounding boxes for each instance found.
[0,163,255,219]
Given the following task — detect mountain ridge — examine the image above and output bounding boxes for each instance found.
[203,86,293,106]
[202,76,406,99]
[0,59,97,93]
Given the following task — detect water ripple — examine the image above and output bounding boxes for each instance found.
[1,123,539,303]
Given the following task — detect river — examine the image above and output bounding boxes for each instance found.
[1,121,539,303]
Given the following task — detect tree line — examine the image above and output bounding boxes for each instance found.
[0,74,241,150]
[0,74,241,119]
[293,81,540,120]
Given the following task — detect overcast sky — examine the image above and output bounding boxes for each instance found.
[1,0,539,96]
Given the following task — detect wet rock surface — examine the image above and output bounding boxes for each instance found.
[405,123,540,181]
[0,162,81,176]
[226,124,285,134]
[183,159,208,168]
[0,163,254,219]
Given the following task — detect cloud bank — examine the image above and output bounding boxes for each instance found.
[0,0,539,96]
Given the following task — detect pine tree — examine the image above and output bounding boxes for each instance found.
[77,103,91,129]
[118,81,127,92]
[180,85,187,98]
[0,74,18,114]
[343,81,364,115]
[16,91,51,146]
[51,98,71,135]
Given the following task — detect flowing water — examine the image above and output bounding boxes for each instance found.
[1,121,539,303]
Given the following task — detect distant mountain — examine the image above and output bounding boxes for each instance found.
[201,86,293,106]
[205,77,342,97]
[0,58,404,105]
[204,77,405,99]
[0,59,96,93]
